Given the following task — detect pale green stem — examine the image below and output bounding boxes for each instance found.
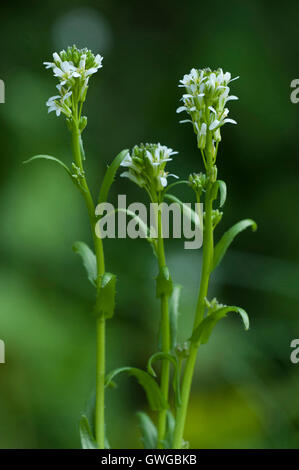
[72,121,106,449]
[156,205,170,448]
[172,135,214,449]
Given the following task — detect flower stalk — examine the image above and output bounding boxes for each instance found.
[71,125,106,447]
[44,46,107,448]
[172,147,215,449]
[156,206,170,448]
[172,67,247,448]
[120,143,179,448]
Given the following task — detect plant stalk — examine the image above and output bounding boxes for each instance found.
[72,123,106,449]
[172,138,214,449]
[156,206,170,448]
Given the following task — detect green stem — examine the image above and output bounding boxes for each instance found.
[172,139,214,449]
[72,123,106,449]
[156,205,171,448]
[172,345,197,448]
[95,317,105,448]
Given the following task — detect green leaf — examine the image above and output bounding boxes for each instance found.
[169,284,182,350]
[164,180,191,193]
[98,149,128,204]
[136,412,157,449]
[105,367,167,411]
[80,415,99,449]
[163,411,176,449]
[156,266,173,298]
[164,194,200,228]
[94,272,117,319]
[190,305,250,345]
[213,180,227,207]
[73,241,97,287]
[213,219,257,271]
[81,391,110,449]
[147,352,181,407]
[23,154,72,177]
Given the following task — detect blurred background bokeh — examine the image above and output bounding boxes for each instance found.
[0,0,299,449]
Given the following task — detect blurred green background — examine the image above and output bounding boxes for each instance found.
[1,0,299,449]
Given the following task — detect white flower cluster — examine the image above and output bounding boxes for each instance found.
[177,68,238,150]
[44,46,103,118]
[120,143,178,193]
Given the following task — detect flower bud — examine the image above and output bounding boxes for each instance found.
[120,143,178,194]
[79,116,88,132]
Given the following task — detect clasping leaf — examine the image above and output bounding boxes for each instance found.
[147,352,181,407]
[136,412,158,449]
[190,305,250,346]
[80,415,99,449]
[94,272,117,319]
[105,367,167,411]
[156,266,173,298]
[73,241,97,287]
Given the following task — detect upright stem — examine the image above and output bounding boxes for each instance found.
[72,123,106,449]
[95,317,105,448]
[156,206,171,448]
[172,136,214,449]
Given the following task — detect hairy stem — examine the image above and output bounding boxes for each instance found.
[156,206,170,448]
[72,123,106,449]
[172,139,214,449]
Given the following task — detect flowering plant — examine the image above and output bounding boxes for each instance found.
[25,48,256,449]
[120,143,178,195]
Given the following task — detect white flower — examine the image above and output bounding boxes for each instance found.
[53,61,77,85]
[46,96,62,116]
[120,143,178,193]
[44,45,104,120]
[177,67,239,152]
[46,89,72,118]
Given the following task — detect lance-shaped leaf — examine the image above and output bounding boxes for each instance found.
[190,305,250,346]
[147,352,181,407]
[164,179,190,193]
[23,154,72,178]
[212,180,227,207]
[73,241,97,287]
[80,415,99,449]
[79,414,110,449]
[169,284,182,350]
[98,149,129,204]
[81,391,110,449]
[94,272,117,319]
[136,412,157,449]
[213,219,257,271]
[163,411,176,449]
[105,367,167,411]
[164,194,200,228]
